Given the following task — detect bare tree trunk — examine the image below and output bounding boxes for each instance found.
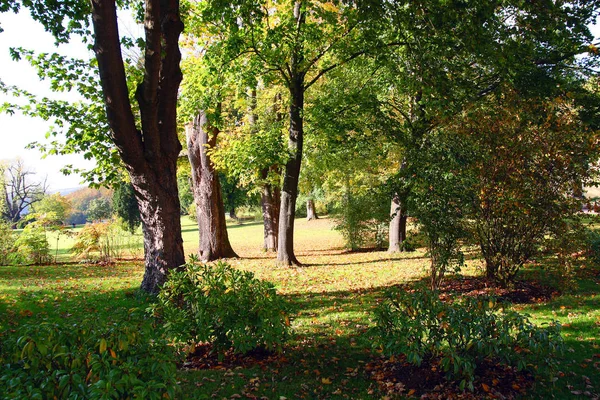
[261,168,280,252]
[388,193,407,252]
[186,110,237,261]
[91,0,185,293]
[277,75,304,266]
[306,199,318,221]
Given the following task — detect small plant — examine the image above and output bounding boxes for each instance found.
[12,224,51,265]
[0,318,178,399]
[373,288,563,390]
[71,220,136,262]
[151,259,290,355]
[0,220,15,265]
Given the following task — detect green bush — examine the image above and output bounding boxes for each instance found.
[151,260,290,355]
[373,288,563,390]
[585,228,600,265]
[0,220,16,265]
[13,224,51,265]
[0,318,178,399]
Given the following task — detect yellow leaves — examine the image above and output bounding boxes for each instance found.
[321,377,332,384]
[589,43,598,55]
[99,338,107,354]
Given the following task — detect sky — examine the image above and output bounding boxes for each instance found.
[0,10,598,192]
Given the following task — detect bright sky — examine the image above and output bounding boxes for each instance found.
[0,10,598,192]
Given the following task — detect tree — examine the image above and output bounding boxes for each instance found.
[2,1,187,292]
[202,0,388,265]
[185,111,238,261]
[32,192,72,227]
[459,89,599,285]
[0,159,47,227]
[113,182,142,233]
[86,198,113,222]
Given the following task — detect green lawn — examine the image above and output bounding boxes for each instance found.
[2,217,599,399]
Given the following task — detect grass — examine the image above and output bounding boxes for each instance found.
[2,216,600,399]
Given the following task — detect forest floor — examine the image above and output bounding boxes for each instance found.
[1,216,599,399]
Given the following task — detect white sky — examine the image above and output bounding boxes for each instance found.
[0,10,598,192]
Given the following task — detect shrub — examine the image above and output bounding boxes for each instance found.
[151,260,290,355]
[13,224,51,265]
[333,189,389,251]
[0,318,178,400]
[0,220,15,265]
[585,228,600,265]
[373,288,563,390]
[71,220,138,262]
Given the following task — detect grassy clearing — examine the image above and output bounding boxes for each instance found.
[2,216,599,399]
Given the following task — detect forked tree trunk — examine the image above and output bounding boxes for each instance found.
[277,76,304,266]
[306,199,318,221]
[186,111,237,261]
[261,168,280,252]
[91,0,185,293]
[388,193,407,252]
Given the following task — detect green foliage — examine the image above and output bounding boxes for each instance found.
[112,183,141,233]
[585,228,600,266]
[177,173,194,216]
[86,198,113,222]
[13,224,51,265]
[333,187,389,251]
[32,193,72,227]
[0,318,178,400]
[71,221,136,262]
[408,130,473,289]
[373,288,564,391]
[0,220,15,265]
[151,260,290,355]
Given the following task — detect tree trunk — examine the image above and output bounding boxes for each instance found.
[131,170,185,293]
[277,76,304,266]
[229,207,237,220]
[306,199,318,221]
[91,0,185,293]
[388,193,407,252]
[261,168,280,252]
[186,110,237,261]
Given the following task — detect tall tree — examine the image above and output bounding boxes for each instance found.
[202,0,388,265]
[1,159,47,227]
[1,1,187,292]
[185,110,238,261]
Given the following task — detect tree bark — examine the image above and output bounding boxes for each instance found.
[91,0,185,293]
[306,199,318,221]
[388,193,407,252]
[186,110,237,261]
[261,168,280,252]
[277,75,304,266]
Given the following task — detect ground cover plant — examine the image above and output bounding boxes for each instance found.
[0,217,599,399]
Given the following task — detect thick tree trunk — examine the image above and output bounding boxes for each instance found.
[306,199,318,221]
[277,76,304,266]
[388,193,407,252]
[261,168,280,252]
[131,169,185,293]
[91,0,185,293]
[186,111,237,261]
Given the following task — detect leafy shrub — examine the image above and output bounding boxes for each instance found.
[373,288,563,390]
[585,228,600,265]
[151,260,290,355]
[0,220,16,265]
[333,189,389,251]
[13,224,51,265]
[0,318,178,400]
[71,221,138,262]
